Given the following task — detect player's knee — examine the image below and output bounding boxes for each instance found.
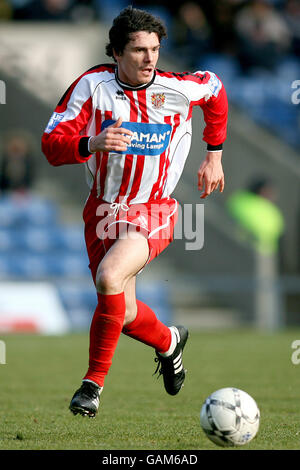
[96,267,123,294]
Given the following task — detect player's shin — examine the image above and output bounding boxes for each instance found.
[83,292,126,387]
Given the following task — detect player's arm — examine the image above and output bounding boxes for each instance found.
[194,72,228,198]
[41,75,94,166]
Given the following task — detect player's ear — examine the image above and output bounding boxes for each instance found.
[112,48,121,62]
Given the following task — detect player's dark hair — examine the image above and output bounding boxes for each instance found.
[106,6,167,60]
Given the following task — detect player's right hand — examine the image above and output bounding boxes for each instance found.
[89,117,133,153]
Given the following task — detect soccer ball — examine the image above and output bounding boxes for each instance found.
[200,387,260,447]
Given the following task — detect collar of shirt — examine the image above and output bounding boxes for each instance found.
[115,68,156,91]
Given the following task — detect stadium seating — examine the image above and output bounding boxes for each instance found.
[198,54,300,150]
[0,194,92,330]
[0,195,89,279]
[0,193,172,330]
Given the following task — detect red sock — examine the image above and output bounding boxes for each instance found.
[122,300,171,353]
[83,292,125,387]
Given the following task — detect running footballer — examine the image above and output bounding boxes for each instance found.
[42,6,228,418]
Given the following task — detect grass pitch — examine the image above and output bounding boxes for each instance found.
[0,328,300,450]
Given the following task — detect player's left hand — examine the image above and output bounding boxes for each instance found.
[198,151,224,199]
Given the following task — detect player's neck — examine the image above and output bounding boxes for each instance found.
[115,68,155,91]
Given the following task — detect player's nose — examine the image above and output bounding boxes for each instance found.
[144,50,153,62]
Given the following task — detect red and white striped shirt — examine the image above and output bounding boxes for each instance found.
[42,64,228,204]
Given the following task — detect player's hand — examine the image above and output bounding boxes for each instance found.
[198,151,225,199]
[89,117,133,153]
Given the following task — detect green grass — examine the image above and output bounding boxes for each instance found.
[1,328,300,450]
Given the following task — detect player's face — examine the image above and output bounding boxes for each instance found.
[115,31,160,86]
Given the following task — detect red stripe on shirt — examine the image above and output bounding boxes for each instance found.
[116,154,134,202]
[116,90,138,201]
[98,110,112,199]
[148,153,165,201]
[54,96,93,136]
[149,113,180,201]
[56,64,115,113]
[126,89,149,203]
[157,114,180,199]
[137,89,149,123]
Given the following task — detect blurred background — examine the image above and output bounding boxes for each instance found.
[0,0,299,335]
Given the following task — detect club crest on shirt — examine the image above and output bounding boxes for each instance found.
[151,93,165,109]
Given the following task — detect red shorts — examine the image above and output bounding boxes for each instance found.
[83,193,178,283]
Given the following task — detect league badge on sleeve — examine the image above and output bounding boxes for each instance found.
[207,72,222,97]
[44,112,64,134]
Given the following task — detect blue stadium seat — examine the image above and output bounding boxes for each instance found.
[276,57,300,82]
[0,255,14,278]
[0,229,15,251]
[56,280,173,331]
[55,254,90,278]
[58,283,97,311]
[22,228,55,252]
[55,225,86,252]
[136,282,173,325]
[197,53,300,151]
[0,225,86,255]
[56,282,96,331]
[0,252,89,279]
[94,0,128,23]
[0,194,57,228]
[21,226,85,253]
[197,54,241,88]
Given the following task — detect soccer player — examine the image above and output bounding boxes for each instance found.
[42,6,228,418]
